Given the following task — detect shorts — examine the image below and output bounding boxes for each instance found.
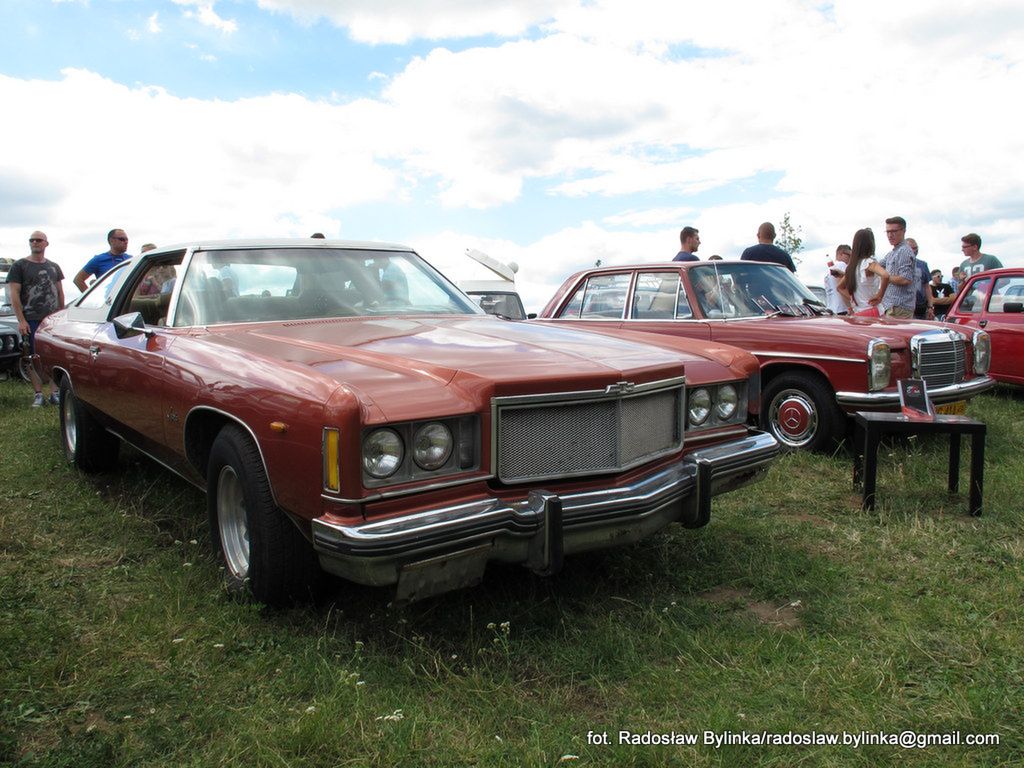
[23,318,42,355]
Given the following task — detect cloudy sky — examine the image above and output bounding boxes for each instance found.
[1,0,1021,310]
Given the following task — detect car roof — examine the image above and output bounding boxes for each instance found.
[142,238,413,257]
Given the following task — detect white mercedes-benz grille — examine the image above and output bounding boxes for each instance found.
[494,381,684,484]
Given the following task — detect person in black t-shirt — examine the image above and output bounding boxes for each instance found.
[7,231,65,406]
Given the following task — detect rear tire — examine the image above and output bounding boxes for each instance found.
[59,378,120,472]
[762,372,845,452]
[207,424,323,607]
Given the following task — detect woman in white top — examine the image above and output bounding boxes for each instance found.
[839,228,889,315]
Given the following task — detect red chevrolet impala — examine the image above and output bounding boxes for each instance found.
[35,241,779,606]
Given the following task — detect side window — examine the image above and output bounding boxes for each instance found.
[958,278,991,314]
[69,262,134,322]
[559,283,586,318]
[579,274,631,319]
[989,276,1024,313]
[631,272,692,320]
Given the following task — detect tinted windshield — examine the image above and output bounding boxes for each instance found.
[689,262,819,318]
[173,247,480,326]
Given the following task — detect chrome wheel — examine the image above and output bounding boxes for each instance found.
[62,391,77,459]
[217,465,250,582]
[767,388,818,449]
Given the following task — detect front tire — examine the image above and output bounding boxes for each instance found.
[762,372,845,451]
[59,378,120,472]
[207,424,322,607]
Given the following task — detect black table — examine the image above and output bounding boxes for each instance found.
[852,411,986,516]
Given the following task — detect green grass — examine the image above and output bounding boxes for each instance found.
[2,377,1023,767]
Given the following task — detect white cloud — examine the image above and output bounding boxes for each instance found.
[172,0,239,34]
[148,12,161,34]
[3,0,1023,293]
[255,0,575,43]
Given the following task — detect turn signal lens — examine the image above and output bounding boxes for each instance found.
[322,428,341,492]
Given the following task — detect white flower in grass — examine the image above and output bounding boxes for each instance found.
[213,643,224,648]
[375,709,404,722]
[305,706,316,714]
[172,638,184,644]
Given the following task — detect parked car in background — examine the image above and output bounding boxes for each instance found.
[944,267,1024,386]
[35,240,779,606]
[537,260,994,451]
[464,289,528,320]
[806,285,827,305]
[1,278,29,382]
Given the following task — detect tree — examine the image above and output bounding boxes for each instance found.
[776,212,804,264]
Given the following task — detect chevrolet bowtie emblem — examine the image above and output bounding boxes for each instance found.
[605,381,636,395]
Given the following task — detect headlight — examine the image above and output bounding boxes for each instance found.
[362,428,404,479]
[412,422,453,470]
[714,384,738,420]
[688,388,711,426]
[868,339,891,391]
[973,330,990,374]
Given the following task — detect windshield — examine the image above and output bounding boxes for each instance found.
[689,262,822,319]
[173,247,481,326]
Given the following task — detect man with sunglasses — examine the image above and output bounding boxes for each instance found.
[73,228,133,292]
[6,231,65,406]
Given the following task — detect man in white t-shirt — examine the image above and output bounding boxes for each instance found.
[823,244,851,314]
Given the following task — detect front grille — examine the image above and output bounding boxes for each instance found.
[493,379,684,483]
[914,331,966,388]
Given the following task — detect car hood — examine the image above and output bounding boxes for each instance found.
[712,314,970,353]
[198,315,710,421]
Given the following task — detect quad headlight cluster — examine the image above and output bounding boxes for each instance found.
[685,382,746,430]
[356,416,479,488]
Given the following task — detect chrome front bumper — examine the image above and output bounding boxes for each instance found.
[835,375,995,408]
[312,429,779,601]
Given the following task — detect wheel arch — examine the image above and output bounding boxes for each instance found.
[760,360,834,392]
[184,406,278,505]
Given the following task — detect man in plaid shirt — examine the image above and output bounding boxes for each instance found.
[878,216,917,318]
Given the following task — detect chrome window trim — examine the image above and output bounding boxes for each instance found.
[748,350,864,364]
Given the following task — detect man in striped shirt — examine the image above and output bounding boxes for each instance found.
[878,216,917,318]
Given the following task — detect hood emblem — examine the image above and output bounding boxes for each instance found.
[605,380,637,395]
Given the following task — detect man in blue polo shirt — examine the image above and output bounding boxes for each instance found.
[73,228,132,291]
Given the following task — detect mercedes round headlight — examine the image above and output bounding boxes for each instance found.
[688,388,711,426]
[868,339,891,391]
[362,429,404,479]
[412,422,453,470]
[714,384,738,420]
[972,330,991,375]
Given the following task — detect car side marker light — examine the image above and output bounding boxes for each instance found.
[323,428,341,492]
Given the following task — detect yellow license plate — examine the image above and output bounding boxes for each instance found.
[936,400,967,415]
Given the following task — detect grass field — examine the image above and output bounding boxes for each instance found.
[1,376,1022,767]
